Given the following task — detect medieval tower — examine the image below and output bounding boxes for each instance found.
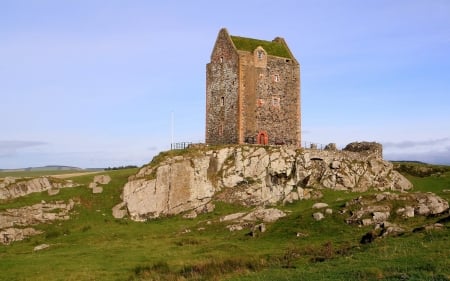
[205,28,301,146]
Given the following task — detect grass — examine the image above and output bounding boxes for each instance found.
[230,36,292,59]
[0,165,449,280]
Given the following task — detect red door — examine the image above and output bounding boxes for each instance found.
[257,131,269,145]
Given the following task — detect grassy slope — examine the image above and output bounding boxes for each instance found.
[0,166,449,281]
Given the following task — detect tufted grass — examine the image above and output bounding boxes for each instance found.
[0,165,449,280]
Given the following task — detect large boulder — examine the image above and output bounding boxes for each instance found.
[118,156,216,221]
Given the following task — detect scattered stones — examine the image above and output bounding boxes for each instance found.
[361,222,405,244]
[33,244,50,252]
[112,202,128,219]
[93,175,111,185]
[0,200,77,244]
[0,177,78,200]
[0,228,43,245]
[312,202,328,209]
[181,229,191,234]
[88,175,110,194]
[313,212,325,221]
[226,224,243,232]
[373,211,390,223]
[343,192,449,226]
[92,186,103,194]
[413,223,446,233]
[325,208,333,215]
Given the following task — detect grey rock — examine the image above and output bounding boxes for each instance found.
[112,202,128,219]
[313,212,325,221]
[312,203,329,209]
[34,244,50,252]
[93,175,111,185]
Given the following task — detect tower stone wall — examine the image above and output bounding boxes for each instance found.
[206,28,301,146]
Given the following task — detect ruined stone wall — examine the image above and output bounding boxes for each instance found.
[206,30,239,144]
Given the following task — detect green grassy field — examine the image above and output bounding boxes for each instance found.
[0,164,449,281]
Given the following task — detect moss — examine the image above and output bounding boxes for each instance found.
[231,36,292,58]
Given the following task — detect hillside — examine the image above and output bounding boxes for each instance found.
[0,146,449,281]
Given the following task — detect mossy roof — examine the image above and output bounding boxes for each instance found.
[230,35,292,59]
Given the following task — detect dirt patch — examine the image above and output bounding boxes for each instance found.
[51,171,102,179]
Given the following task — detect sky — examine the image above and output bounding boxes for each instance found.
[1,0,449,169]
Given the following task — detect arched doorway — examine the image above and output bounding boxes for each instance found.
[257,131,269,145]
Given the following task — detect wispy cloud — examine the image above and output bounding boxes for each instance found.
[383,138,450,149]
[385,146,450,165]
[0,140,47,157]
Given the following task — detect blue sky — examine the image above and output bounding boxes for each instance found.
[1,0,449,169]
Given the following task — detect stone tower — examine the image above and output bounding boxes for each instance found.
[206,28,301,146]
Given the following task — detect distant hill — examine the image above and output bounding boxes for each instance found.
[0,165,83,172]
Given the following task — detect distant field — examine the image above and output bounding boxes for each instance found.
[0,169,102,178]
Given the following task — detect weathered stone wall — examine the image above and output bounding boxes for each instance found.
[206,29,240,144]
[249,55,300,145]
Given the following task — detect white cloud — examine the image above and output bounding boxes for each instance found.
[0,140,47,158]
[383,138,450,149]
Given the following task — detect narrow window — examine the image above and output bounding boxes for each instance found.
[274,75,280,82]
[220,96,224,106]
[220,57,223,63]
[257,50,264,60]
[219,124,224,136]
[272,97,280,107]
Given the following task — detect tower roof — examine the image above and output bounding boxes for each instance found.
[230,35,293,59]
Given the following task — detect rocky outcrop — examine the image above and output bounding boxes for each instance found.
[342,192,449,244]
[121,156,216,221]
[343,192,449,226]
[0,200,77,244]
[115,144,412,221]
[0,228,43,245]
[0,177,78,200]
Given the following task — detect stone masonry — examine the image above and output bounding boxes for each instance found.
[206,28,301,146]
